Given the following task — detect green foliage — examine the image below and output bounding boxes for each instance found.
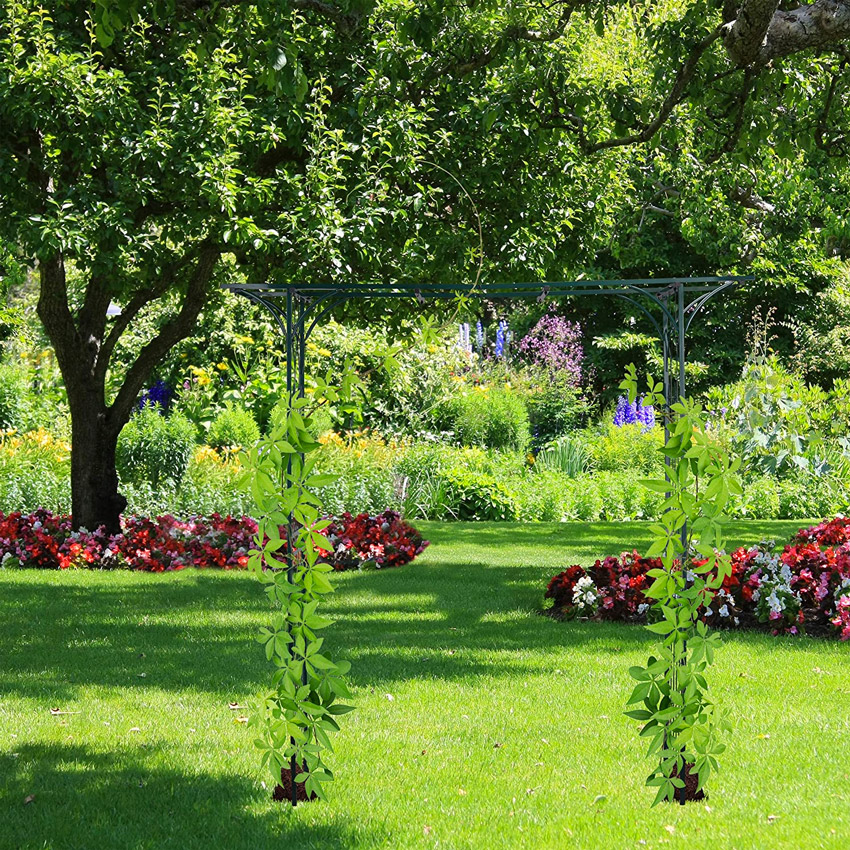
[436,467,519,522]
[734,476,781,521]
[535,435,592,478]
[790,271,850,384]
[309,322,462,438]
[707,352,850,484]
[312,434,400,517]
[116,406,195,490]
[622,365,739,805]
[509,469,568,522]
[583,423,665,474]
[122,448,253,518]
[207,404,260,452]
[0,362,28,431]
[244,370,362,802]
[526,374,590,446]
[448,388,530,453]
[0,428,69,513]
[777,473,849,520]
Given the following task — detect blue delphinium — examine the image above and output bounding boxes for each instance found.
[494,320,509,358]
[613,395,653,429]
[613,396,628,427]
[138,380,173,415]
[638,397,656,431]
[475,321,484,352]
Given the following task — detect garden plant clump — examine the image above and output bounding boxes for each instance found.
[0,509,428,574]
[545,516,850,640]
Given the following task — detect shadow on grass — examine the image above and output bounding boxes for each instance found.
[1,742,380,850]
[0,519,821,702]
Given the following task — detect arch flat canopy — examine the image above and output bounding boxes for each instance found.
[226,276,754,411]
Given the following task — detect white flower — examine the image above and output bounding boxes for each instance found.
[705,607,713,617]
[719,604,730,618]
[637,603,649,615]
[767,589,784,614]
[573,576,599,612]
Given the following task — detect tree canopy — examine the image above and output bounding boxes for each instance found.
[1,0,849,527]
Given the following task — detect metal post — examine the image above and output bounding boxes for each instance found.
[677,282,686,402]
[676,282,688,806]
[284,289,299,807]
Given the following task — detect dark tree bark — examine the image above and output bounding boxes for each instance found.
[36,247,219,533]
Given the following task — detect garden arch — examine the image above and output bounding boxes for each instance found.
[226,276,753,804]
[228,277,753,440]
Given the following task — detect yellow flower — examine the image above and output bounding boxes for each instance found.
[216,362,229,371]
[318,348,332,357]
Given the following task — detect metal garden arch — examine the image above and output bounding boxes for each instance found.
[226,275,753,805]
[228,277,753,442]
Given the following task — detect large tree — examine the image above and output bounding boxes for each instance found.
[1,0,848,530]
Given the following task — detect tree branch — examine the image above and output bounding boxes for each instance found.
[722,0,781,65]
[723,0,850,66]
[815,57,849,154]
[94,281,170,387]
[550,28,723,154]
[107,246,219,429]
[36,253,83,387]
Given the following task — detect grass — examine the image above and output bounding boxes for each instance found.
[1,519,848,850]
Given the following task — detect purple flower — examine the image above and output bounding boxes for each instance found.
[518,310,583,384]
[613,395,655,430]
[138,380,174,414]
[638,397,656,431]
[613,396,628,427]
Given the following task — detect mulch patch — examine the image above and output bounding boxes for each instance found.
[670,762,706,803]
[272,764,317,804]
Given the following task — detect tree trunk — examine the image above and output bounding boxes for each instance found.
[69,393,126,534]
[37,247,219,532]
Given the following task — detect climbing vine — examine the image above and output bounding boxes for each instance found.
[621,365,740,804]
[244,370,361,802]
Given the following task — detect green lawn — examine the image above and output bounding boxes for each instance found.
[1,520,848,850]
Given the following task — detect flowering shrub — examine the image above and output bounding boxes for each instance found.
[517,311,583,382]
[545,516,850,639]
[0,509,428,573]
[325,510,429,570]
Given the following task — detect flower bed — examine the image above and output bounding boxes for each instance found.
[0,509,428,573]
[545,517,850,639]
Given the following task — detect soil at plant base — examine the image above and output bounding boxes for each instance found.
[272,766,317,804]
[670,762,706,803]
